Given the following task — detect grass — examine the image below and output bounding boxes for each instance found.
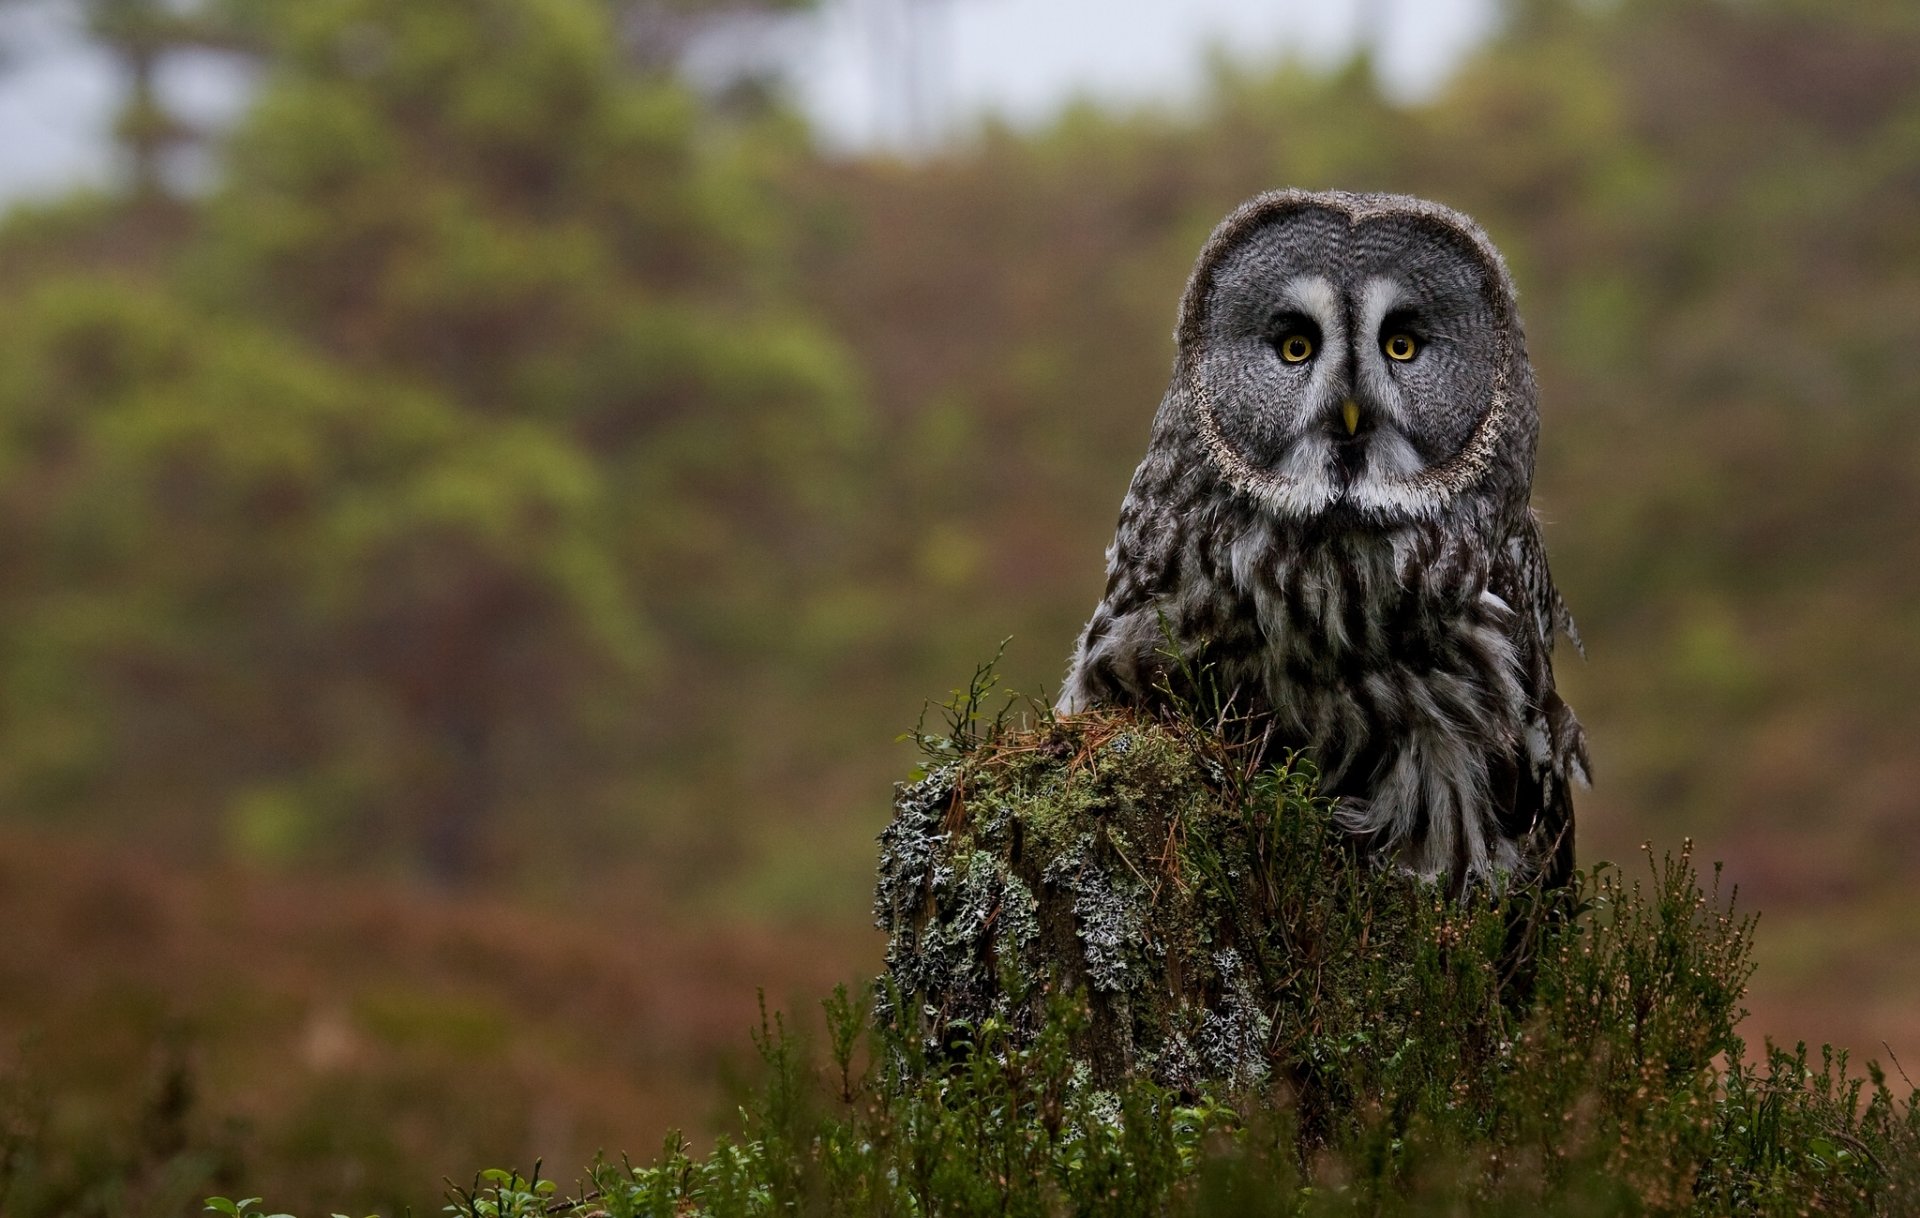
[209,692,1919,1217]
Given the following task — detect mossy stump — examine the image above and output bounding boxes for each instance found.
[874,707,1515,1097]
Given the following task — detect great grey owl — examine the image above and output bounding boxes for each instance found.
[1059,189,1588,891]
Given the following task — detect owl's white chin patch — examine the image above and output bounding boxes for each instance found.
[1341,428,1437,517]
[1358,427,1427,479]
[1233,429,1439,523]
[1270,436,1343,514]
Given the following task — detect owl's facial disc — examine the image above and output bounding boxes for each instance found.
[1180,200,1512,525]
[1198,271,1434,516]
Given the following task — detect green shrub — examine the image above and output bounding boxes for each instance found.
[215,701,1920,1217]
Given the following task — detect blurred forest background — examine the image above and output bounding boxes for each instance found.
[0,0,1916,1213]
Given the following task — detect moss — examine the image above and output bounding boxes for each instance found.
[880,710,1426,1097]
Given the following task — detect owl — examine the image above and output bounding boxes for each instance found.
[1059,189,1588,892]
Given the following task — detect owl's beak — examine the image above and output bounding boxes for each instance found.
[1340,399,1361,436]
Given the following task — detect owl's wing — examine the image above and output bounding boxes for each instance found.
[1058,444,1225,713]
[1491,512,1589,888]
[1487,687,1582,889]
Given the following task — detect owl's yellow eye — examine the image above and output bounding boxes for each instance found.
[1278,335,1314,363]
[1383,333,1419,361]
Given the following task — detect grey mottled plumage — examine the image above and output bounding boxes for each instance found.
[1060,189,1588,890]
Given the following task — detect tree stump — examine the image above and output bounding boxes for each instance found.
[874,707,1457,1095]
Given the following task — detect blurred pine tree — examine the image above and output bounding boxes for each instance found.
[0,0,863,884]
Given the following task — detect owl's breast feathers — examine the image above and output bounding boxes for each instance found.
[1060,498,1587,889]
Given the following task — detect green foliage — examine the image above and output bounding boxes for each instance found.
[442,1166,560,1218]
[412,719,1910,1217]
[0,0,866,882]
[204,1199,293,1218]
[204,709,1917,1216]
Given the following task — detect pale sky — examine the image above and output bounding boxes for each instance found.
[776,0,1498,149]
[0,0,1496,205]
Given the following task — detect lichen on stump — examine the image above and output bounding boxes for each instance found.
[874,706,1552,1100]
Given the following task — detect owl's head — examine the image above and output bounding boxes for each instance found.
[1170,190,1536,525]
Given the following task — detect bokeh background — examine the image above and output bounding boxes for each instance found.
[0,0,1915,1213]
